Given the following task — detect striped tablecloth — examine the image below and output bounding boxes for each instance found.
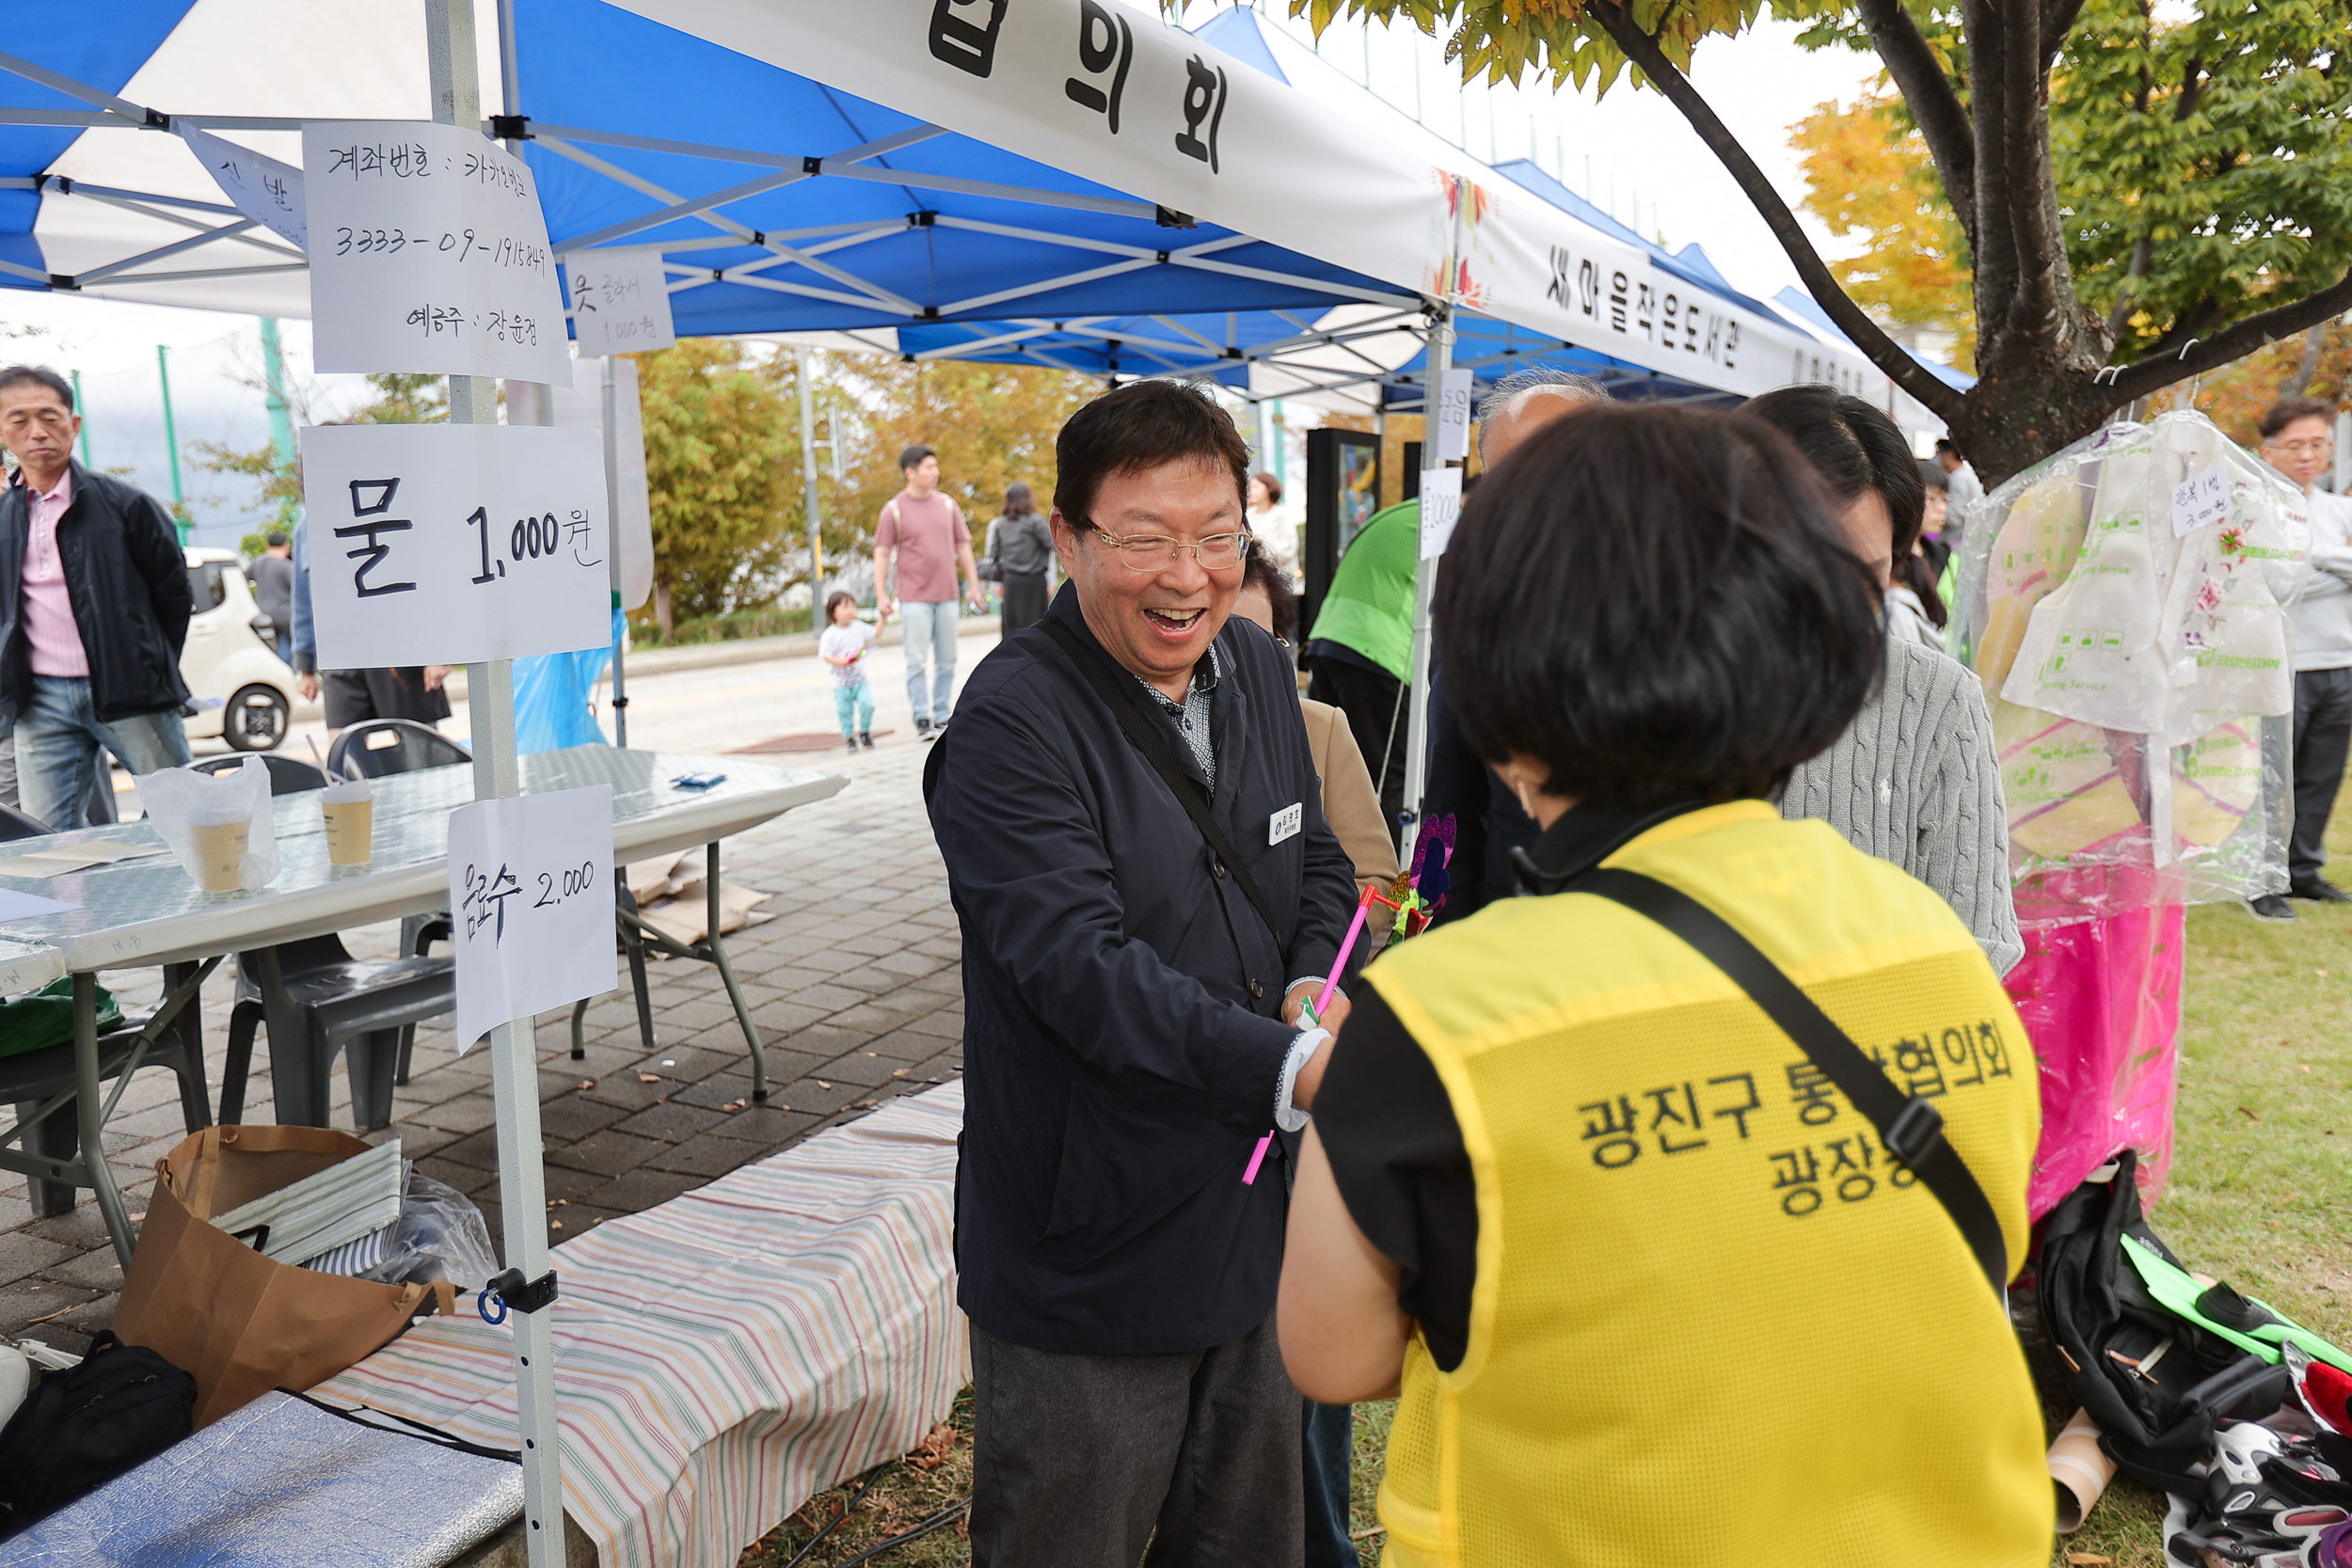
[320,1083,968,1568]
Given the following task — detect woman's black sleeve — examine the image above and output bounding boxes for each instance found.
[1311,984,1478,1372]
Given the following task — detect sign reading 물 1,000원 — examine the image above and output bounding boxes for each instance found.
[303,119,574,385]
[300,422,612,669]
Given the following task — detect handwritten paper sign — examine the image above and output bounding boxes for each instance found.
[301,422,611,667]
[303,119,572,384]
[179,124,306,249]
[2172,463,2230,538]
[565,249,675,356]
[1432,369,1475,465]
[1418,467,1464,561]
[447,786,616,1054]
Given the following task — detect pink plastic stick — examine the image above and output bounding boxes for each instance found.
[1312,888,1377,1019]
[1241,1131,1274,1185]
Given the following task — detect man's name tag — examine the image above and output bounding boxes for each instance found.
[1269,802,1303,846]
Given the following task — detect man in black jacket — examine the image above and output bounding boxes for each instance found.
[926,382,1359,1566]
[0,366,194,831]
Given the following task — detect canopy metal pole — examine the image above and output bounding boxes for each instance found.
[601,356,628,748]
[795,346,823,617]
[1397,304,1451,872]
[1397,188,1469,872]
[430,4,565,1565]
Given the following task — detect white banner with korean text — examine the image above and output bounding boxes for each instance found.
[611,0,1893,404]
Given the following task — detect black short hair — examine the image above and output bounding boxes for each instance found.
[1002,481,1035,516]
[264,530,289,547]
[1052,380,1250,531]
[0,365,74,411]
[2259,395,2337,440]
[1437,404,1883,808]
[824,589,858,619]
[1934,436,1960,458]
[1916,457,1948,493]
[1242,545,1297,644]
[1745,385,1929,559]
[899,443,936,474]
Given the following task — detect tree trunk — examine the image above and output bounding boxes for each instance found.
[652,580,674,641]
[2282,325,2328,397]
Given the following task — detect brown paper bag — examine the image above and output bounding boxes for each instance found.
[114,1125,457,1428]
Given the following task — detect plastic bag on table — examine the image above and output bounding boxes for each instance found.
[358,1166,499,1294]
[136,757,279,894]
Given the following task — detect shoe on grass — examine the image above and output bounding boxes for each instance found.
[2249,894,2298,922]
[2288,877,2352,904]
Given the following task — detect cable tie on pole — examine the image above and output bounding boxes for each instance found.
[803,155,823,175]
[489,114,531,140]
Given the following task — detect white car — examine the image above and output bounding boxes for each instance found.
[182,547,295,752]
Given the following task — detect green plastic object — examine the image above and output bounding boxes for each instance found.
[0,979,124,1061]
[2121,1232,2352,1374]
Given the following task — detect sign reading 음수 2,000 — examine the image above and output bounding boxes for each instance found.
[447,785,617,1054]
[303,119,573,384]
[301,422,612,669]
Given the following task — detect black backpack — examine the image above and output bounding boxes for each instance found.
[0,1331,196,1536]
[2037,1152,2293,1496]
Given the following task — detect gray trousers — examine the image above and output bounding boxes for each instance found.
[969,1313,1305,1568]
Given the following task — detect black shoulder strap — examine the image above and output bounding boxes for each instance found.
[1038,618,1282,944]
[1572,866,2009,1296]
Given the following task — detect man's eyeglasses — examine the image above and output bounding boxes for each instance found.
[2265,438,2334,457]
[1086,527,1252,573]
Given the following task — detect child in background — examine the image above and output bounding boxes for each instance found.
[819,591,877,751]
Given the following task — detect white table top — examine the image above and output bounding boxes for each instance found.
[0,747,844,974]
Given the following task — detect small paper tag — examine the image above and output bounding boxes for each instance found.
[2171,463,2229,537]
[1418,468,1463,561]
[1269,802,1303,846]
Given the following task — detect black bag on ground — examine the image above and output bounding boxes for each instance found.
[2037,1151,2292,1496]
[0,1330,196,1536]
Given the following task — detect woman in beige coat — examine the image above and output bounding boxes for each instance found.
[1235,552,1400,911]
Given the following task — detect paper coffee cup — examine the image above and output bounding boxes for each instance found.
[322,784,373,865]
[188,818,251,892]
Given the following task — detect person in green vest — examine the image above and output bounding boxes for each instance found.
[1304,368,1603,840]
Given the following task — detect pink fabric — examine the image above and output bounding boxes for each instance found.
[2008,901,2185,1221]
[874,490,968,604]
[22,469,87,677]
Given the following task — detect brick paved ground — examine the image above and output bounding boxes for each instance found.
[0,735,959,1354]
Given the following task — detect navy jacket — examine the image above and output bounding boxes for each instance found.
[0,461,193,723]
[926,583,1359,1354]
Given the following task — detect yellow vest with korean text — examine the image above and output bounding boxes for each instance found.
[1366,801,2051,1568]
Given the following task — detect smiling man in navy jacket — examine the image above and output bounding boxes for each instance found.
[926,380,1359,1566]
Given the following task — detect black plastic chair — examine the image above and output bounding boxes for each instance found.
[326,719,471,780]
[189,753,328,796]
[2,963,214,1217]
[220,935,455,1132]
[0,802,50,840]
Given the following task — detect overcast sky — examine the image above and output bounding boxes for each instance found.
[2,5,1882,553]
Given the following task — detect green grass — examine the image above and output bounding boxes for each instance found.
[737,769,2352,1568]
[631,604,817,649]
[2045,763,2352,1568]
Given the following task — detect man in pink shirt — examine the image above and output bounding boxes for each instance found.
[873,444,984,739]
[0,366,194,831]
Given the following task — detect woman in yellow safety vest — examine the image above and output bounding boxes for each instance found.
[1280,403,2052,1568]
